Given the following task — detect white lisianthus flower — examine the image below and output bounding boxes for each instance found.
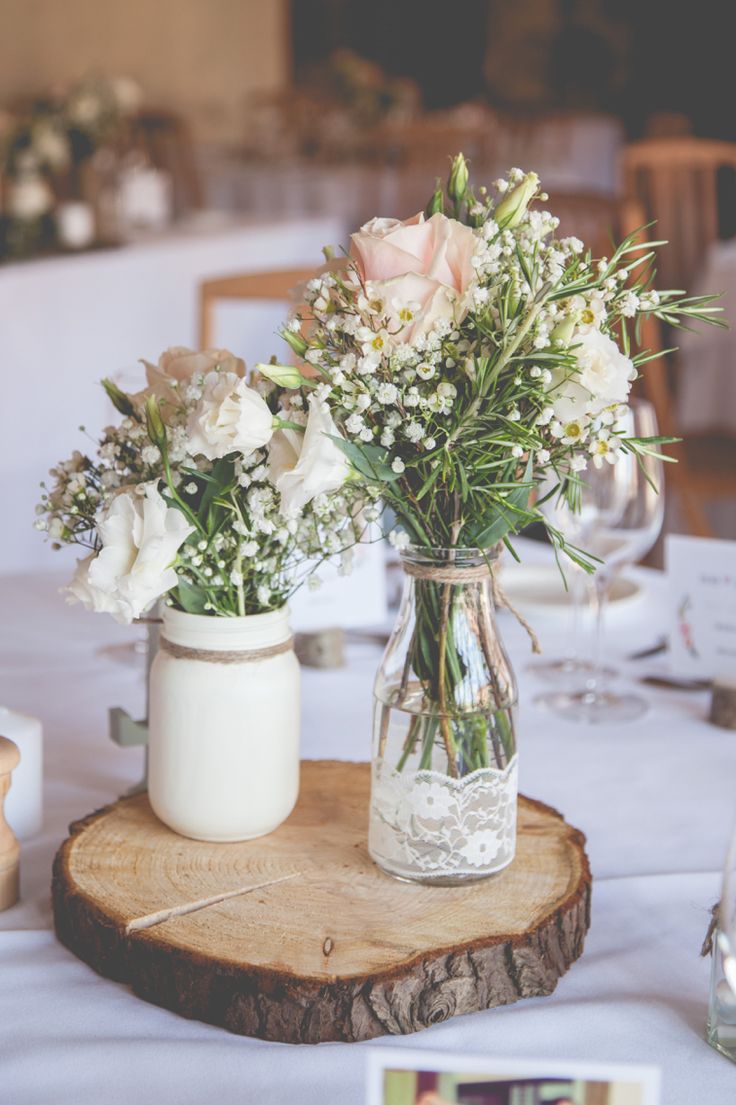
[187,371,273,461]
[548,329,636,424]
[64,553,124,618]
[269,396,351,517]
[576,330,636,406]
[64,483,194,623]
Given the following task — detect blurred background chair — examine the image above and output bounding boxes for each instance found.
[622,137,736,289]
[632,308,736,538]
[199,267,317,348]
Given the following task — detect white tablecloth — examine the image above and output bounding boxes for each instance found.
[678,239,736,434]
[1,552,734,1104]
[0,213,344,575]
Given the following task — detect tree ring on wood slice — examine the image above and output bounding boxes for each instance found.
[52,759,591,1043]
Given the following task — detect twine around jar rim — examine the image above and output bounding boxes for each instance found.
[401,559,541,654]
[159,635,294,664]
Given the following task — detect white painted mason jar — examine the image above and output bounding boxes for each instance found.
[148,606,300,842]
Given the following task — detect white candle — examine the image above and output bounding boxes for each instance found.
[56,201,96,250]
[0,707,43,840]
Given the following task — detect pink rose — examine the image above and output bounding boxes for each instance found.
[350,212,477,341]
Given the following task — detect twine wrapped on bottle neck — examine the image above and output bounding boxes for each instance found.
[402,559,541,654]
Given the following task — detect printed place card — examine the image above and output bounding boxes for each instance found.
[366,1047,661,1105]
[666,534,736,679]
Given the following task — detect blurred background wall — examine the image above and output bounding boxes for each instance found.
[0,0,289,144]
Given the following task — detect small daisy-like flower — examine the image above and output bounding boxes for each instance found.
[589,431,622,467]
[416,362,436,380]
[561,420,587,445]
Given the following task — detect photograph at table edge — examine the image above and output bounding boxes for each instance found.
[13,153,726,1044]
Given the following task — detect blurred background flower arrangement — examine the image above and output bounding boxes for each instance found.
[0,74,142,259]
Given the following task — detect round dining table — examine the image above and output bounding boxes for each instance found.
[0,542,733,1104]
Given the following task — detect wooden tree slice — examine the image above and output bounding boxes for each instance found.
[53,760,591,1043]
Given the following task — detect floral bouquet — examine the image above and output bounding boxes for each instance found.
[36,347,369,623]
[35,345,376,842]
[268,154,721,880]
[1,75,141,260]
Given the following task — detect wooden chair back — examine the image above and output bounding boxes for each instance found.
[622,137,736,289]
[544,191,621,258]
[198,267,320,349]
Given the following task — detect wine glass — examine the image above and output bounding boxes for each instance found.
[530,480,614,686]
[542,398,664,723]
[707,823,736,1062]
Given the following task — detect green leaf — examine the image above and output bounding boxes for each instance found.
[175,579,209,615]
[468,459,534,547]
[199,457,234,528]
[328,436,401,483]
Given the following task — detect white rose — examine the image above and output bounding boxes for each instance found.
[548,330,635,423]
[64,482,194,624]
[187,371,273,461]
[7,173,53,220]
[269,396,351,517]
[139,346,245,409]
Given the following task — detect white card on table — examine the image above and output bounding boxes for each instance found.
[666,534,736,679]
[366,1047,660,1105]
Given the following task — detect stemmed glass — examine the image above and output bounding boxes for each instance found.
[530,482,613,685]
[708,824,736,1062]
[543,399,664,723]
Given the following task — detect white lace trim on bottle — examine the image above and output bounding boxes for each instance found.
[369,754,518,878]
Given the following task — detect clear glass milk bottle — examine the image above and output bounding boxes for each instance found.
[368,545,519,884]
